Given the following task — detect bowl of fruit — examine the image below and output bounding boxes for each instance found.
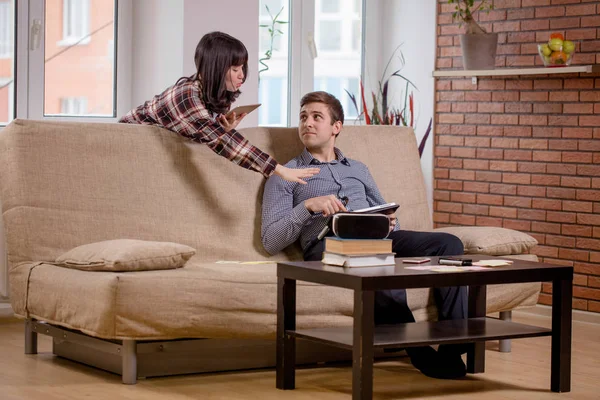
[538,33,575,67]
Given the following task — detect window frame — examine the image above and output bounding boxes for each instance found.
[15,0,132,122]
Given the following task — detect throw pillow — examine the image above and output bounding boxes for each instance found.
[432,226,538,256]
[54,239,196,272]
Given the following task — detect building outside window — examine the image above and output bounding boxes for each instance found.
[0,0,14,125]
[60,0,90,45]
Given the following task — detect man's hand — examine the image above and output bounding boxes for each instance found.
[387,212,398,232]
[217,112,247,132]
[274,164,320,184]
[304,195,348,217]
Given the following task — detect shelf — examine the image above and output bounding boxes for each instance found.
[433,64,600,78]
[290,317,551,350]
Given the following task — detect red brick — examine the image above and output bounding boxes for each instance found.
[507,32,536,43]
[546,235,576,248]
[534,127,562,138]
[436,202,463,213]
[435,169,449,179]
[561,176,591,188]
[565,3,597,16]
[521,19,550,31]
[562,128,593,139]
[503,173,532,185]
[478,80,506,90]
[439,92,465,101]
[532,174,561,186]
[576,190,600,202]
[436,80,452,92]
[580,91,600,102]
[506,55,536,67]
[506,103,533,113]
[591,252,600,263]
[449,169,476,180]
[476,148,504,159]
[465,114,491,124]
[519,139,548,149]
[450,214,476,225]
[438,136,465,147]
[549,165,577,177]
[593,178,600,189]
[549,91,579,102]
[463,159,490,170]
[566,28,598,40]
[435,146,450,157]
[564,79,595,89]
[559,248,590,262]
[547,187,576,199]
[533,103,563,114]
[551,17,581,29]
[489,206,518,218]
[519,209,547,221]
[493,21,521,33]
[594,227,600,238]
[490,183,517,195]
[547,211,577,223]
[451,192,476,203]
[505,127,533,137]
[436,180,463,191]
[477,102,505,113]
[518,162,547,173]
[463,204,490,215]
[463,182,490,193]
[577,238,600,251]
[577,212,600,225]
[574,286,600,301]
[491,138,519,148]
[538,293,552,305]
[549,139,578,150]
[434,190,451,201]
[492,92,519,102]
[519,115,548,125]
[451,103,477,113]
[476,171,503,183]
[535,6,566,17]
[532,198,562,210]
[464,137,491,147]
[437,102,452,113]
[479,9,508,21]
[522,0,550,6]
[476,216,504,227]
[589,277,600,289]
[548,115,579,127]
[580,116,600,127]
[563,224,593,237]
[581,15,600,27]
[533,151,562,162]
[465,91,492,101]
[520,43,539,55]
[518,185,547,197]
[533,245,559,257]
[532,222,562,234]
[503,219,532,231]
[433,212,450,223]
[533,79,564,90]
[578,140,600,151]
[491,114,519,125]
[563,152,593,163]
[590,301,600,313]
[438,113,465,124]
[477,194,505,206]
[451,147,477,158]
[520,91,548,101]
[578,165,600,176]
[506,80,534,90]
[573,262,600,276]
[490,161,518,172]
[504,196,533,208]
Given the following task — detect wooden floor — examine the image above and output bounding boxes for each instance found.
[1,312,599,400]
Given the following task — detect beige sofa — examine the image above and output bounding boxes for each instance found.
[0,119,540,383]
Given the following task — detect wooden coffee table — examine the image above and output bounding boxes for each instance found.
[275,256,573,400]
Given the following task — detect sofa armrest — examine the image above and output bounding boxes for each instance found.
[433,226,538,256]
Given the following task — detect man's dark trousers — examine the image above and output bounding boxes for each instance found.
[303,230,468,325]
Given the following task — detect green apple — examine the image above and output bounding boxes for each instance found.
[563,40,575,54]
[540,44,552,56]
[549,38,563,51]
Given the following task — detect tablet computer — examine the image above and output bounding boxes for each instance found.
[226,103,261,118]
[352,202,399,214]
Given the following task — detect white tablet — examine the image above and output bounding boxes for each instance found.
[226,103,261,117]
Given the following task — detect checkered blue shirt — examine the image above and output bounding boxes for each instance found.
[261,147,396,255]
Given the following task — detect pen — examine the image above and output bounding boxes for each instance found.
[439,258,472,266]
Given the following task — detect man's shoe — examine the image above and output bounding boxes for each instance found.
[406,346,466,379]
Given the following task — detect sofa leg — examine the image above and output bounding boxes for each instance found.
[121,340,137,384]
[25,319,38,354]
[499,311,512,353]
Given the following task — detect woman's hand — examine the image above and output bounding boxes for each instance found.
[274,164,320,184]
[217,112,247,132]
[387,213,398,233]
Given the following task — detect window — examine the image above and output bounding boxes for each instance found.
[0,1,13,58]
[61,0,90,45]
[258,0,289,126]
[60,97,87,115]
[0,0,14,126]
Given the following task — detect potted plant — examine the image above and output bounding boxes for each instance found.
[448,0,497,70]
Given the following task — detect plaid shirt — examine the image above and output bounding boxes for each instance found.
[119,78,277,178]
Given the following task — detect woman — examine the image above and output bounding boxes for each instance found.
[120,31,318,184]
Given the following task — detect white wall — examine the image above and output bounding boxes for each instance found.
[380,0,436,212]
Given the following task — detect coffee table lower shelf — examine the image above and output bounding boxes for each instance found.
[289,317,551,349]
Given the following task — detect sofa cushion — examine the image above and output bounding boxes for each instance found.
[432,226,538,256]
[54,239,196,272]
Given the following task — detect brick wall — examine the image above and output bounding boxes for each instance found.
[434,0,600,313]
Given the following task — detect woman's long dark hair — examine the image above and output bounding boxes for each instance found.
[189,31,248,115]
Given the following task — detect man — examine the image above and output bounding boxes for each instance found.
[261,91,468,380]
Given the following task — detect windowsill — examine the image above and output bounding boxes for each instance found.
[57,37,91,47]
[432,64,600,78]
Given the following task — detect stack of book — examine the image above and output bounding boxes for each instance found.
[321,237,395,267]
